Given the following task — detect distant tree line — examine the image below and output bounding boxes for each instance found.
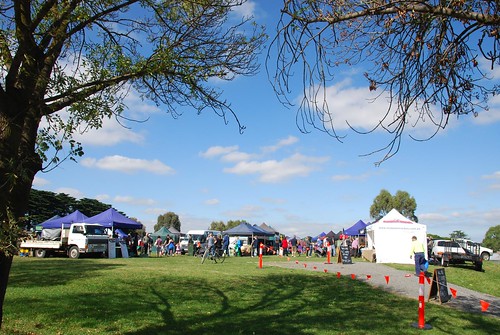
[27,189,125,228]
[209,220,248,232]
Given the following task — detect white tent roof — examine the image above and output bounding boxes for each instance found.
[365,209,427,264]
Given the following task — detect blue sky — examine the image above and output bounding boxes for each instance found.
[33,1,499,242]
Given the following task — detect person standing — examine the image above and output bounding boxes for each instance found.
[235,238,242,256]
[251,236,259,257]
[306,236,313,258]
[351,237,359,258]
[290,235,298,257]
[222,234,230,256]
[410,236,426,276]
[154,236,162,257]
[282,237,289,257]
[206,232,215,256]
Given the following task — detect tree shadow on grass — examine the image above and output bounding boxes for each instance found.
[9,258,125,288]
[5,259,499,335]
[118,273,498,335]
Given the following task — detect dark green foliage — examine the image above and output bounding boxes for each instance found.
[482,225,500,251]
[370,189,418,222]
[26,189,112,227]
[155,212,181,232]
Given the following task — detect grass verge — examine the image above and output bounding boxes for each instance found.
[1,256,499,335]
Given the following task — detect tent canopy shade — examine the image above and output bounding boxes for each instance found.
[84,208,143,230]
[224,222,274,236]
[41,210,89,229]
[150,226,172,240]
[344,220,367,236]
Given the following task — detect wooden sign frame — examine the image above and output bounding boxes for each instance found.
[428,268,451,303]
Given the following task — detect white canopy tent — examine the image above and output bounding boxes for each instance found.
[365,209,427,264]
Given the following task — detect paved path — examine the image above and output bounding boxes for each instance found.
[268,259,500,318]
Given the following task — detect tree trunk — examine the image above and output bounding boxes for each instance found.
[0,93,43,329]
[0,254,13,329]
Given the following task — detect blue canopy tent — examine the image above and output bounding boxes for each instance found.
[344,220,367,236]
[41,210,89,229]
[84,208,143,230]
[224,222,274,236]
[312,232,326,242]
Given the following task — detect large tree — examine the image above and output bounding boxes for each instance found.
[370,189,418,222]
[482,225,499,251]
[270,0,499,164]
[154,211,181,232]
[0,0,264,327]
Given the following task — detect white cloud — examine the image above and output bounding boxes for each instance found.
[224,153,329,183]
[419,213,450,222]
[200,145,239,158]
[200,145,255,162]
[331,174,370,182]
[202,137,329,183]
[204,198,220,206]
[472,93,500,125]
[261,135,299,153]
[231,0,256,18]
[261,197,286,205]
[222,204,264,219]
[419,209,500,241]
[319,79,441,134]
[144,208,169,215]
[74,117,145,146]
[482,171,500,180]
[481,171,500,190]
[331,169,383,182]
[33,176,50,187]
[114,195,157,206]
[221,151,255,163]
[95,194,111,202]
[81,155,175,175]
[54,187,84,199]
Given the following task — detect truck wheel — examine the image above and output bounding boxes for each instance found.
[481,252,490,261]
[69,246,80,259]
[34,249,46,258]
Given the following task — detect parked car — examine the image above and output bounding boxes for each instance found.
[430,239,483,271]
[454,238,493,261]
[430,239,466,260]
[179,236,189,253]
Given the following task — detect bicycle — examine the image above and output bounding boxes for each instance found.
[201,247,226,264]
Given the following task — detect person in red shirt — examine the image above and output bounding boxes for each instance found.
[282,237,289,257]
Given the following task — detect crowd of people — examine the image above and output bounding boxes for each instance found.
[270,235,363,258]
[116,230,365,259]
[117,232,184,257]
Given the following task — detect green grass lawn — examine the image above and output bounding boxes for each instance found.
[1,255,499,335]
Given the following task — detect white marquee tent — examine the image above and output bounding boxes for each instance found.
[365,209,427,264]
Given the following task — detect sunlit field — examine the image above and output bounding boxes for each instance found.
[1,256,498,335]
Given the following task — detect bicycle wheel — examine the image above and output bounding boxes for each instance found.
[201,248,209,264]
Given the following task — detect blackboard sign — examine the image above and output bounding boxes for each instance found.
[428,268,451,303]
[338,245,352,264]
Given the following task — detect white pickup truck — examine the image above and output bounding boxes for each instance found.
[20,223,109,259]
[454,238,494,261]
